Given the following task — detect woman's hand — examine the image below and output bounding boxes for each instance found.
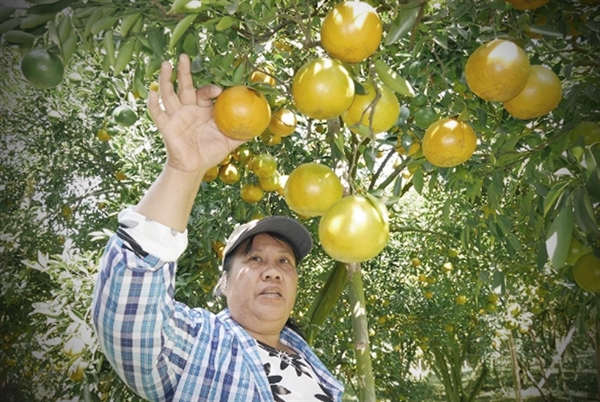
[148,54,244,174]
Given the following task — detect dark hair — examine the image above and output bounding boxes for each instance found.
[213,232,302,298]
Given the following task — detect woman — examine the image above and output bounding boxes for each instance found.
[91,54,344,401]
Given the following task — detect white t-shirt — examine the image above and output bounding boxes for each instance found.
[256,340,334,401]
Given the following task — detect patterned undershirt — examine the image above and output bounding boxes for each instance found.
[256,340,335,402]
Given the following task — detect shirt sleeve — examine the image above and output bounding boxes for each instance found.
[116,207,188,262]
[91,218,206,402]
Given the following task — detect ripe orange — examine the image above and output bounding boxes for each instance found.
[342,82,400,136]
[203,165,219,182]
[422,117,477,168]
[503,65,562,120]
[258,171,281,192]
[506,0,550,10]
[569,121,600,145]
[218,163,241,184]
[318,194,389,263]
[21,48,64,89]
[250,69,276,87]
[240,183,264,203]
[232,144,253,163]
[251,153,277,178]
[268,108,297,137]
[212,240,225,259]
[213,85,271,140]
[573,252,600,293]
[292,57,354,120]
[320,1,382,63]
[284,163,343,217]
[465,39,530,102]
[455,295,467,305]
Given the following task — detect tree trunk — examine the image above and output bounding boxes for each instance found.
[508,332,523,402]
[346,262,376,402]
[595,314,600,400]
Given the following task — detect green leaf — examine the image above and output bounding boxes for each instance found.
[543,181,570,217]
[546,206,574,269]
[216,15,236,31]
[526,24,564,37]
[573,186,600,235]
[373,59,415,97]
[412,166,423,194]
[384,5,420,46]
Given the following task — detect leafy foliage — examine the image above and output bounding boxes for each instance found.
[1,0,599,400]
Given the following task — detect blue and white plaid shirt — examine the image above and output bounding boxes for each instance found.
[92,210,343,402]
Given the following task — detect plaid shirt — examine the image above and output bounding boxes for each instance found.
[92,231,344,401]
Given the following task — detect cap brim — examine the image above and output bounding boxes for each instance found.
[220,216,312,269]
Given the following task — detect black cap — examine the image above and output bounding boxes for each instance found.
[220,216,312,270]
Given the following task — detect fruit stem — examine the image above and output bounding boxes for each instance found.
[346,262,376,402]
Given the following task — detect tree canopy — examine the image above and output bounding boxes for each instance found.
[1,0,599,401]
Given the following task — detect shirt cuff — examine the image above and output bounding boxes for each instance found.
[117,207,188,262]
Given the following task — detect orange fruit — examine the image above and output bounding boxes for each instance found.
[212,240,225,259]
[573,252,600,293]
[113,105,138,126]
[232,144,253,163]
[342,82,400,136]
[567,237,592,265]
[321,1,382,63]
[465,39,530,102]
[455,295,467,305]
[319,194,389,263]
[20,48,64,89]
[396,131,421,156]
[422,117,477,168]
[503,65,562,120]
[240,183,264,203]
[250,69,276,87]
[292,57,354,120]
[506,0,550,10]
[213,85,271,140]
[268,108,297,137]
[96,128,111,142]
[258,171,281,192]
[251,153,277,178]
[203,165,219,182]
[218,163,241,184]
[284,163,343,217]
[414,106,439,130]
[569,121,600,145]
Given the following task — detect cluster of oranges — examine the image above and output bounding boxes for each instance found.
[465,38,563,120]
[283,162,390,264]
[210,1,392,264]
[213,1,396,141]
[202,146,284,205]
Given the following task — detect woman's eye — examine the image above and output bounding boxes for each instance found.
[249,255,261,262]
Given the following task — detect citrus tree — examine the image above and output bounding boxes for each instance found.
[1,0,599,401]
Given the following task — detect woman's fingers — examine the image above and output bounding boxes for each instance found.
[158,60,179,113]
[196,84,222,108]
[147,89,168,130]
[176,54,197,105]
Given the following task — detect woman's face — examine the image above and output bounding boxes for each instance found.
[224,233,298,335]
